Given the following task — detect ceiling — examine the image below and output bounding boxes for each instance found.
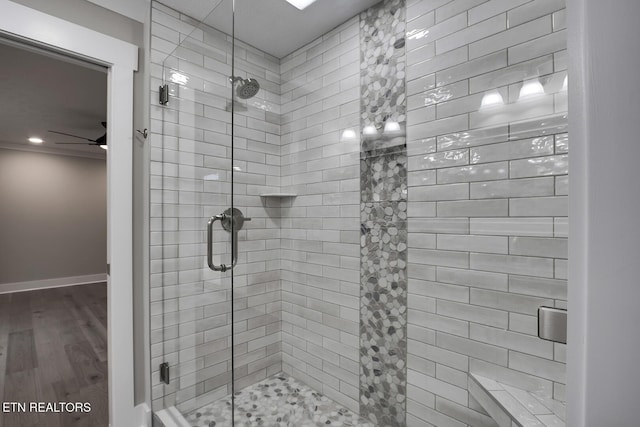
[0,41,107,158]
[159,0,380,58]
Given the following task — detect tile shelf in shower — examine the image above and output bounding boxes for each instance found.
[468,373,566,427]
[259,193,297,197]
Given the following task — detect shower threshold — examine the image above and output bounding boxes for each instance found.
[184,373,374,427]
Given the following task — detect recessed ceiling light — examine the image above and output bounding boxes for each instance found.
[285,0,318,10]
[28,137,43,144]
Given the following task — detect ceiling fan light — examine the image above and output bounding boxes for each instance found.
[28,137,43,144]
[100,145,108,150]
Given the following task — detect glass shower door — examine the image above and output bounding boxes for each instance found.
[150,1,237,424]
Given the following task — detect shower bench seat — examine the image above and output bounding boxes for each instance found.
[468,373,566,427]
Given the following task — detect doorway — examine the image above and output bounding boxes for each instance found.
[0,38,109,427]
[0,1,139,425]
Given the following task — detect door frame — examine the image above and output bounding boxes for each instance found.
[0,1,139,425]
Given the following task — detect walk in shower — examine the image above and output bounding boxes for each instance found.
[150,0,569,426]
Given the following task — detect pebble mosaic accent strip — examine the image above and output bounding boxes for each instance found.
[359,1,408,425]
[184,373,373,427]
[360,0,407,152]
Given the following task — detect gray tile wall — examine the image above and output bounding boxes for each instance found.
[279,16,363,414]
[149,2,282,413]
[404,0,568,426]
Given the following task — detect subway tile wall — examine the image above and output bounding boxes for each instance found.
[149,2,283,413]
[279,16,363,414]
[405,0,568,426]
[149,1,569,425]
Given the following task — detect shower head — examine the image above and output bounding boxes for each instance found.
[231,76,260,99]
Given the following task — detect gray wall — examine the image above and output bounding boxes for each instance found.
[0,149,106,283]
[10,0,144,47]
[568,0,640,425]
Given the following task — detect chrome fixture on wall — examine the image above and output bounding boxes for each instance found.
[538,306,568,344]
[230,76,260,99]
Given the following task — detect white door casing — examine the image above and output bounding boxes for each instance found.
[0,1,139,425]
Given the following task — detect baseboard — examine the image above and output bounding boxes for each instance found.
[0,273,107,294]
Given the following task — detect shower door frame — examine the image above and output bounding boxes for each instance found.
[0,2,142,426]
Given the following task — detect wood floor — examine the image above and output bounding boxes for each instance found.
[0,283,108,427]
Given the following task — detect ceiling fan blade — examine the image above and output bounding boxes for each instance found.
[48,130,97,142]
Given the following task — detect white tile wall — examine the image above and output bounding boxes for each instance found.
[406,1,568,426]
[279,16,362,414]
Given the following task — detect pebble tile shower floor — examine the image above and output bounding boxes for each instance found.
[185,373,374,427]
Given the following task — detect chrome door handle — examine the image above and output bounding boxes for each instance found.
[207,214,228,272]
[207,208,250,272]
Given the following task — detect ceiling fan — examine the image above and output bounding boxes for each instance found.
[49,121,107,148]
